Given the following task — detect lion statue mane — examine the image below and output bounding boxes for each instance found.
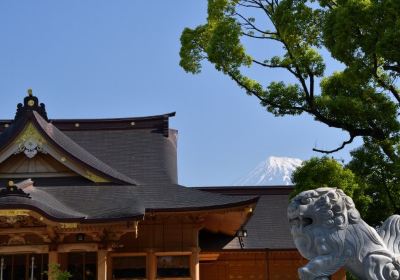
[288,187,400,280]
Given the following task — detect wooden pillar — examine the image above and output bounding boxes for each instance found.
[191,247,200,280]
[107,255,113,280]
[147,250,156,280]
[48,251,59,280]
[97,250,108,280]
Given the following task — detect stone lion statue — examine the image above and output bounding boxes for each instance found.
[288,187,400,280]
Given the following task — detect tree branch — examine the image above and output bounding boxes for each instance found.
[252,59,298,76]
[234,0,389,155]
[372,55,400,104]
[237,2,262,9]
[313,134,356,154]
[242,33,279,41]
[226,70,307,114]
[382,64,400,74]
[235,12,276,36]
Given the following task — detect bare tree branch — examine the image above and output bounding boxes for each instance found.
[235,12,276,36]
[313,134,356,154]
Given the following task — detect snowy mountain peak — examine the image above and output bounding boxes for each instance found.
[234,156,303,186]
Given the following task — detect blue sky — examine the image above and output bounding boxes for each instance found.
[0,1,358,186]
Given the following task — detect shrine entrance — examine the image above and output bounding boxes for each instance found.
[59,252,97,280]
[0,254,48,280]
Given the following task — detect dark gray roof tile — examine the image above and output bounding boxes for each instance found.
[226,195,295,249]
[197,187,296,250]
[30,184,257,221]
[33,112,137,185]
[64,129,178,184]
[0,188,86,221]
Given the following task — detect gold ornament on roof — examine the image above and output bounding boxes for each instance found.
[14,123,47,158]
[0,210,29,217]
[27,88,33,96]
[85,170,109,183]
[60,223,78,229]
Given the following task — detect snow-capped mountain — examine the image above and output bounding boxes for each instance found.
[234,156,303,186]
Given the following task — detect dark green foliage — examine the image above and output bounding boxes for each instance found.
[291,157,371,219]
[291,157,358,198]
[179,0,400,146]
[348,139,400,226]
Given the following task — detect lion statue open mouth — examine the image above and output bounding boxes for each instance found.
[288,187,400,280]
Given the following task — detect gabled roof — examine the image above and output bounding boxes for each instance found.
[0,100,178,185]
[0,94,259,235]
[0,93,137,185]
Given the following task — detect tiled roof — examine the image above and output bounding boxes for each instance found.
[33,112,137,185]
[197,187,296,250]
[0,116,178,185]
[0,184,257,222]
[63,128,178,185]
[36,185,145,220]
[237,195,295,249]
[20,185,257,221]
[0,110,137,185]
[0,187,86,221]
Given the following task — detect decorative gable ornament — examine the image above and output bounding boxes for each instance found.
[15,89,48,121]
[12,89,48,158]
[21,138,45,158]
[14,123,47,159]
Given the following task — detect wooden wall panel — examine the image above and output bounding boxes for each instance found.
[200,252,266,280]
[200,251,346,280]
[117,222,198,252]
[267,250,306,280]
[200,262,227,280]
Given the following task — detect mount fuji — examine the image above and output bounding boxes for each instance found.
[233,156,303,186]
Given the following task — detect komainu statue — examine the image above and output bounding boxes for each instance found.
[288,187,400,280]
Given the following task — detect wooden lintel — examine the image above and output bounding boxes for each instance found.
[199,253,221,261]
[54,224,139,235]
[147,202,257,217]
[0,227,47,235]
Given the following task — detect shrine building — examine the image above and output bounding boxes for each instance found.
[0,92,345,280]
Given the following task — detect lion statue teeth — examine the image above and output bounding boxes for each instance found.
[288,187,400,280]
